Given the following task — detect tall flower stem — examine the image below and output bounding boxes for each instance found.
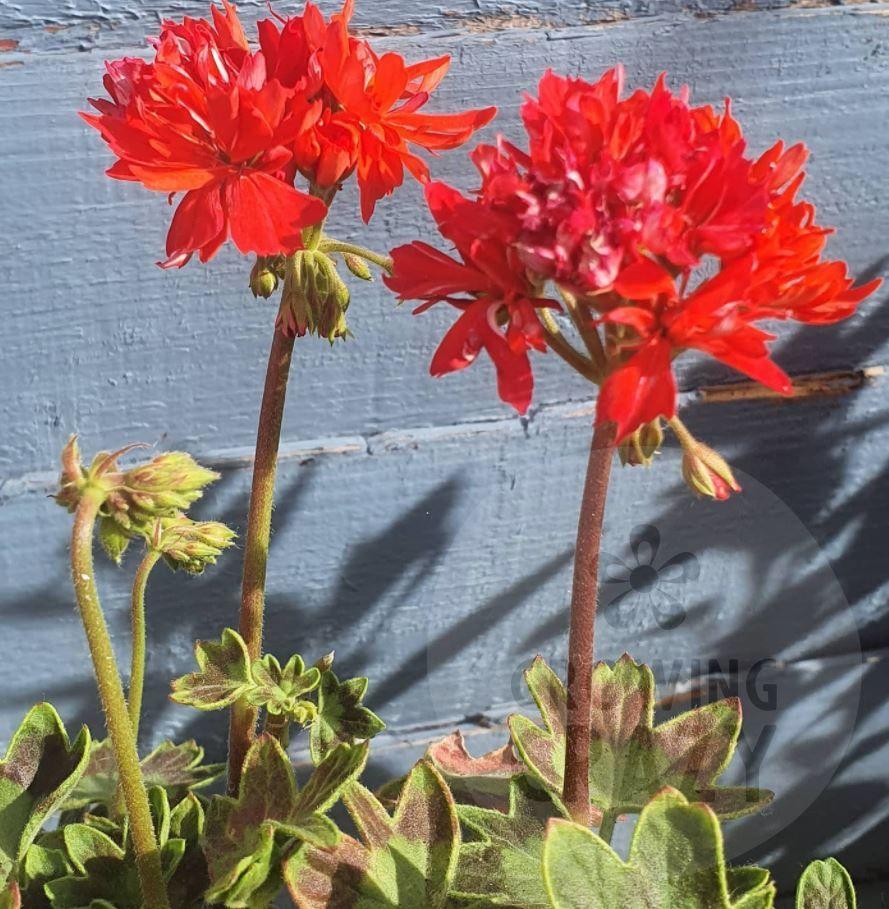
[129,549,160,743]
[71,490,170,909]
[563,420,616,826]
[228,324,296,793]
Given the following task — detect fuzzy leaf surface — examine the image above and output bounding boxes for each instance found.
[285,760,459,909]
[63,739,223,811]
[310,671,385,763]
[542,788,776,909]
[796,859,856,909]
[453,777,563,909]
[203,735,367,908]
[509,655,772,819]
[0,704,90,886]
[170,628,253,710]
[43,819,184,909]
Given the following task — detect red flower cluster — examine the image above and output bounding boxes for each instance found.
[83,0,494,267]
[388,67,880,440]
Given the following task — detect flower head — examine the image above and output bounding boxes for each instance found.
[82,1,327,267]
[83,0,495,267]
[394,67,881,441]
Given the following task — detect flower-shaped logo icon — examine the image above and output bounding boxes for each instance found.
[602,525,699,630]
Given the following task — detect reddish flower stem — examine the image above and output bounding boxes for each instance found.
[563,420,616,826]
[228,324,295,794]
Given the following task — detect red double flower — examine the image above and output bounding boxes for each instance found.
[83,0,494,266]
[387,183,550,412]
[391,67,880,440]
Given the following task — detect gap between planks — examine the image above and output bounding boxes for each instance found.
[0,366,883,502]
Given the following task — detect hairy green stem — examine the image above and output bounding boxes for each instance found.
[71,491,170,909]
[563,421,616,827]
[263,711,291,748]
[129,549,161,743]
[228,325,296,794]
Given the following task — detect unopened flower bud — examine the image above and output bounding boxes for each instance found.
[680,441,741,500]
[342,253,373,281]
[619,419,664,468]
[55,435,87,511]
[314,651,335,673]
[250,257,279,299]
[104,451,219,531]
[277,251,351,342]
[149,514,236,574]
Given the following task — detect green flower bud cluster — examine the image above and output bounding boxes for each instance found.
[249,255,284,299]
[147,515,236,575]
[278,250,351,343]
[55,436,224,563]
[618,419,664,468]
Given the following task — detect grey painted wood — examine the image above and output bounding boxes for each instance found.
[1,4,888,476]
[2,0,889,888]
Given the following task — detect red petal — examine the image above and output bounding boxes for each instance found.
[597,338,677,441]
[614,258,677,301]
[164,183,227,266]
[224,172,327,255]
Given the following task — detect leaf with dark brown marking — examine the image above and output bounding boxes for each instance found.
[62,739,223,811]
[0,704,90,886]
[452,777,565,909]
[509,655,772,820]
[170,628,253,710]
[284,760,459,909]
[203,735,367,907]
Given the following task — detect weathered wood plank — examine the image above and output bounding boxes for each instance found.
[0,0,821,55]
[1,6,888,476]
[2,376,884,742]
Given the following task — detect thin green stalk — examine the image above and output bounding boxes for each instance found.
[598,810,617,845]
[318,239,393,273]
[228,324,296,794]
[560,287,607,373]
[563,421,616,826]
[539,308,601,383]
[71,490,170,909]
[129,548,161,743]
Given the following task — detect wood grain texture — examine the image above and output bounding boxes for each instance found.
[1,0,889,884]
[1,4,888,476]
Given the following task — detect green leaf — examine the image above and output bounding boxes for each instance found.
[170,628,253,710]
[43,814,185,909]
[63,739,223,812]
[453,777,564,909]
[0,883,19,909]
[796,859,856,909]
[0,704,91,886]
[509,655,772,820]
[20,835,72,909]
[427,730,524,810]
[310,670,385,763]
[203,735,367,908]
[284,759,459,909]
[541,788,776,909]
[167,794,209,909]
[248,655,321,723]
[43,823,140,909]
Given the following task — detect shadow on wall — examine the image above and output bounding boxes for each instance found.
[1,258,887,888]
